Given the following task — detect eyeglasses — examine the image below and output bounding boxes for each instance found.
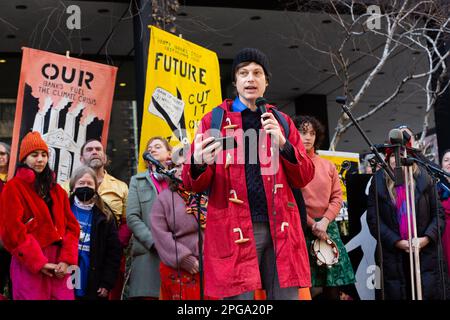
[0,152,7,156]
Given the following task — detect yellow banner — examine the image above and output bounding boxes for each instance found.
[138,26,222,172]
[317,150,360,236]
[317,150,360,202]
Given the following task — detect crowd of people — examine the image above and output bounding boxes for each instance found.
[0,48,449,300]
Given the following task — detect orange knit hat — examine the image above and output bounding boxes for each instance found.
[19,131,49,162]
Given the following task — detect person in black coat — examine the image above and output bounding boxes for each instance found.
[367,149,446,300]
[69,166,121,300]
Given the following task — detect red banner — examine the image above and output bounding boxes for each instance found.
[9,47,117,182]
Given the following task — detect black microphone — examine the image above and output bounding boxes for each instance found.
[341,160,351,171]
[255,97,268,115]
[336,96,347,105]
[143,152,165,172]
[388,128,405,186]
[339,160,351,179]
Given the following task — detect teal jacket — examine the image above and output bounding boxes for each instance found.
[126,170,160,297]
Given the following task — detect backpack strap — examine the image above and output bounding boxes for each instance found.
[210,106,225,138]
[272,108,290,138]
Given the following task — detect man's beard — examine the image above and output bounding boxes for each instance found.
[88,159,104,169]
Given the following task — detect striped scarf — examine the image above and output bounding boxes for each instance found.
[176,186,207,228]
[395,185,409,240]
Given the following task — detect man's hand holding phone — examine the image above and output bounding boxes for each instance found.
[213,136,238,150]
[193,134,223,165]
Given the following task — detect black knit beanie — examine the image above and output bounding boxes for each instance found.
[231,48,270,82]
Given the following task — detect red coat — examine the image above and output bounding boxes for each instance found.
[0,167,79,274]
[182,100,315,298]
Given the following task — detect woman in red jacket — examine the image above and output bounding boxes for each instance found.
[0,132,80,300]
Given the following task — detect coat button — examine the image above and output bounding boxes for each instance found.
[229,190,244,204]
[18,252,23,257]
[233,228,250,244]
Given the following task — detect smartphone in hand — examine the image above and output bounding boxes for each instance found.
[206,136,238,150]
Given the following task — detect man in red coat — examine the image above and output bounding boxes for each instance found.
[182,48,315,299]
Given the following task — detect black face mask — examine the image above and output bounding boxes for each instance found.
[74,187,96,202]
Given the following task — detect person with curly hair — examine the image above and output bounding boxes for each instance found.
[294,115,355,300]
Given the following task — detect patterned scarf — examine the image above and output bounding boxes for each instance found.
[176,185,207,228]
[395,185,409,240]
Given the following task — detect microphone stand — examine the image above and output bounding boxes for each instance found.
[404,156,449,299]
[402,151,422,300]
[154,165,183,299]
[155,165,204,300]
[338,101,395,181]
[369,158,385,300]
[336,97,389,300]
[194,192,204,300]
[439,181,450,194]
[154,166,183,184]
[406,156,450,180]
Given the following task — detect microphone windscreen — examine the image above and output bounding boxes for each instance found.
[335,96,347,104]
[143,151,150,161]
[255,97,267,107]
[143,152,158,165]
[388,128,404,145]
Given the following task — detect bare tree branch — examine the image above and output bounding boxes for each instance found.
[297,0,450,150]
